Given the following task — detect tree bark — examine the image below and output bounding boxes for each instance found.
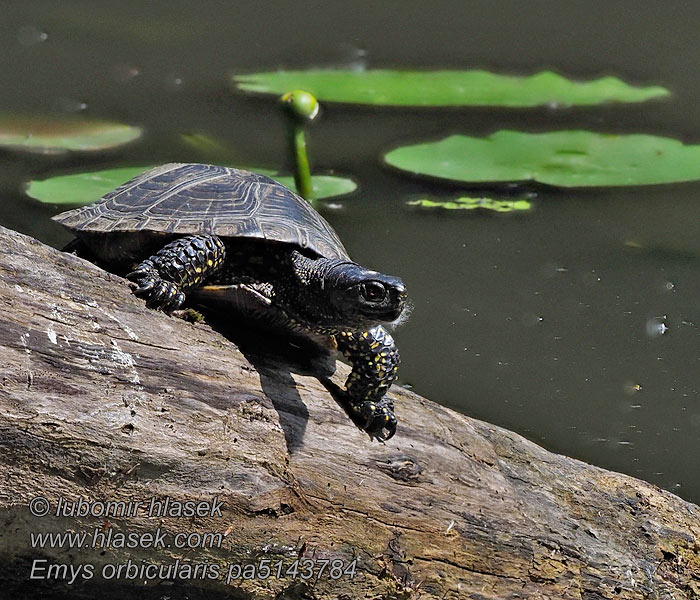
[0,224,699,600]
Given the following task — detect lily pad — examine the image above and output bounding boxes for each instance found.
[27,167,150,206]
[385,130,700,188]
[266,173,356,199]
[408,196,533,213]
[0,115,142,155]
[27,166,356,206]
[624,240,699,263]
[179,133,235,163]
[233,69,669,107]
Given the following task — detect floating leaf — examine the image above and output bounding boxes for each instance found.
[408,196,533,213]
[624,240,699,263]
[27,166,356,206]
[385,130,700,187]
[179,133,234,163]
[0,115,142,155]
[27,167,150,206]
[234,69,669,107]
[252,169,357,200]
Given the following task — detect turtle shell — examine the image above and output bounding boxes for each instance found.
[53,163,350,261]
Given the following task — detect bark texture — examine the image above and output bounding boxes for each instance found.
[0,224,699,600]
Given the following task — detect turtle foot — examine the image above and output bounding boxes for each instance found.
[126,262,185,313]
[352,397,397,441]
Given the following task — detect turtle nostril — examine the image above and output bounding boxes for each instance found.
[391,278,407,297]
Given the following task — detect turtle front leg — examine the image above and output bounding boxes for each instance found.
[334,325,400,440]
[127,234,226,312]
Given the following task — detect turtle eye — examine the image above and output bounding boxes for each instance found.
[360,281,387,302]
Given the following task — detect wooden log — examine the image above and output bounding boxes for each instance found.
[0,224,699,600]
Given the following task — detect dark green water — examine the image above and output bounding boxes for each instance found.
[1,1,699,502]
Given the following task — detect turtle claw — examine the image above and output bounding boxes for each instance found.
[126,259,157,281]
[145,280,185,312]
[130,278,156,294]
[126,266,185,313]
[354,398,397,441]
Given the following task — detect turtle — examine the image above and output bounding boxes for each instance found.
[53,163,408,440]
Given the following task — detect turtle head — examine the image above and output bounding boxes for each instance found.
[287,252,408,331]
[325,262,408,327]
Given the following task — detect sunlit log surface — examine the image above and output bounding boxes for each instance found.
[1,224,699,600]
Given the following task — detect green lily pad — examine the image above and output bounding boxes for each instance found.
[27,166,356,206]
[252,168,357,199]
[0,115,142,155]
[233,69,669,107]
[624,240,699,263]
[27,167,150,206]
[179,133,235,163]
[385,130,700,188]
[408,196,533,213]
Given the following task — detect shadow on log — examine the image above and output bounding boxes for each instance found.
[1,224,699,599]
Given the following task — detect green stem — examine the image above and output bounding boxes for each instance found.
[280,90,318,206]
[288,120,314,204]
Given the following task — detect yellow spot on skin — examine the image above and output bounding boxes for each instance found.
[207,260,214,266]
